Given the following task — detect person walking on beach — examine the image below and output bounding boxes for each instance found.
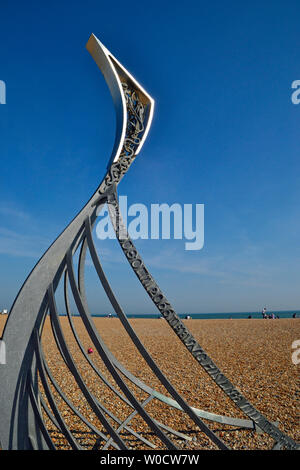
[262,307,267,319]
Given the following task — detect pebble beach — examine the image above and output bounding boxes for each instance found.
[0,315,299,450]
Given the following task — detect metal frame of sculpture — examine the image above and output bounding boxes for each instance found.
[0,34,298,451]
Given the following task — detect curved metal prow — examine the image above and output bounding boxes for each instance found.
[86,34,154,170]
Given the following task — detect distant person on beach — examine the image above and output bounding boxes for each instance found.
[293,313,297,318]
[262,307,267,319]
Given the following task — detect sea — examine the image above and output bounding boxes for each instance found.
[91,310,300,320]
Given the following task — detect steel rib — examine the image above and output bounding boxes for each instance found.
[84,215,229,450]
[66,248,178,450]
[77,215,257,432]
[64,269,157,449]
[102,395,153,450]
[27,371,57,450]
[76,237,195,443]
[34,328,83,450]
[48,283,129,450]
[40,343,120,450]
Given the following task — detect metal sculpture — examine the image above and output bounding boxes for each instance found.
[0,34,298,451]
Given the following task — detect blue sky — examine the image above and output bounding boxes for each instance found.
[0,0,299,314]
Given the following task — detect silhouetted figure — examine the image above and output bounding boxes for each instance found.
[262,307,267,319]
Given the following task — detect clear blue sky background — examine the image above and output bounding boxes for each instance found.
[0,0,299,315]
